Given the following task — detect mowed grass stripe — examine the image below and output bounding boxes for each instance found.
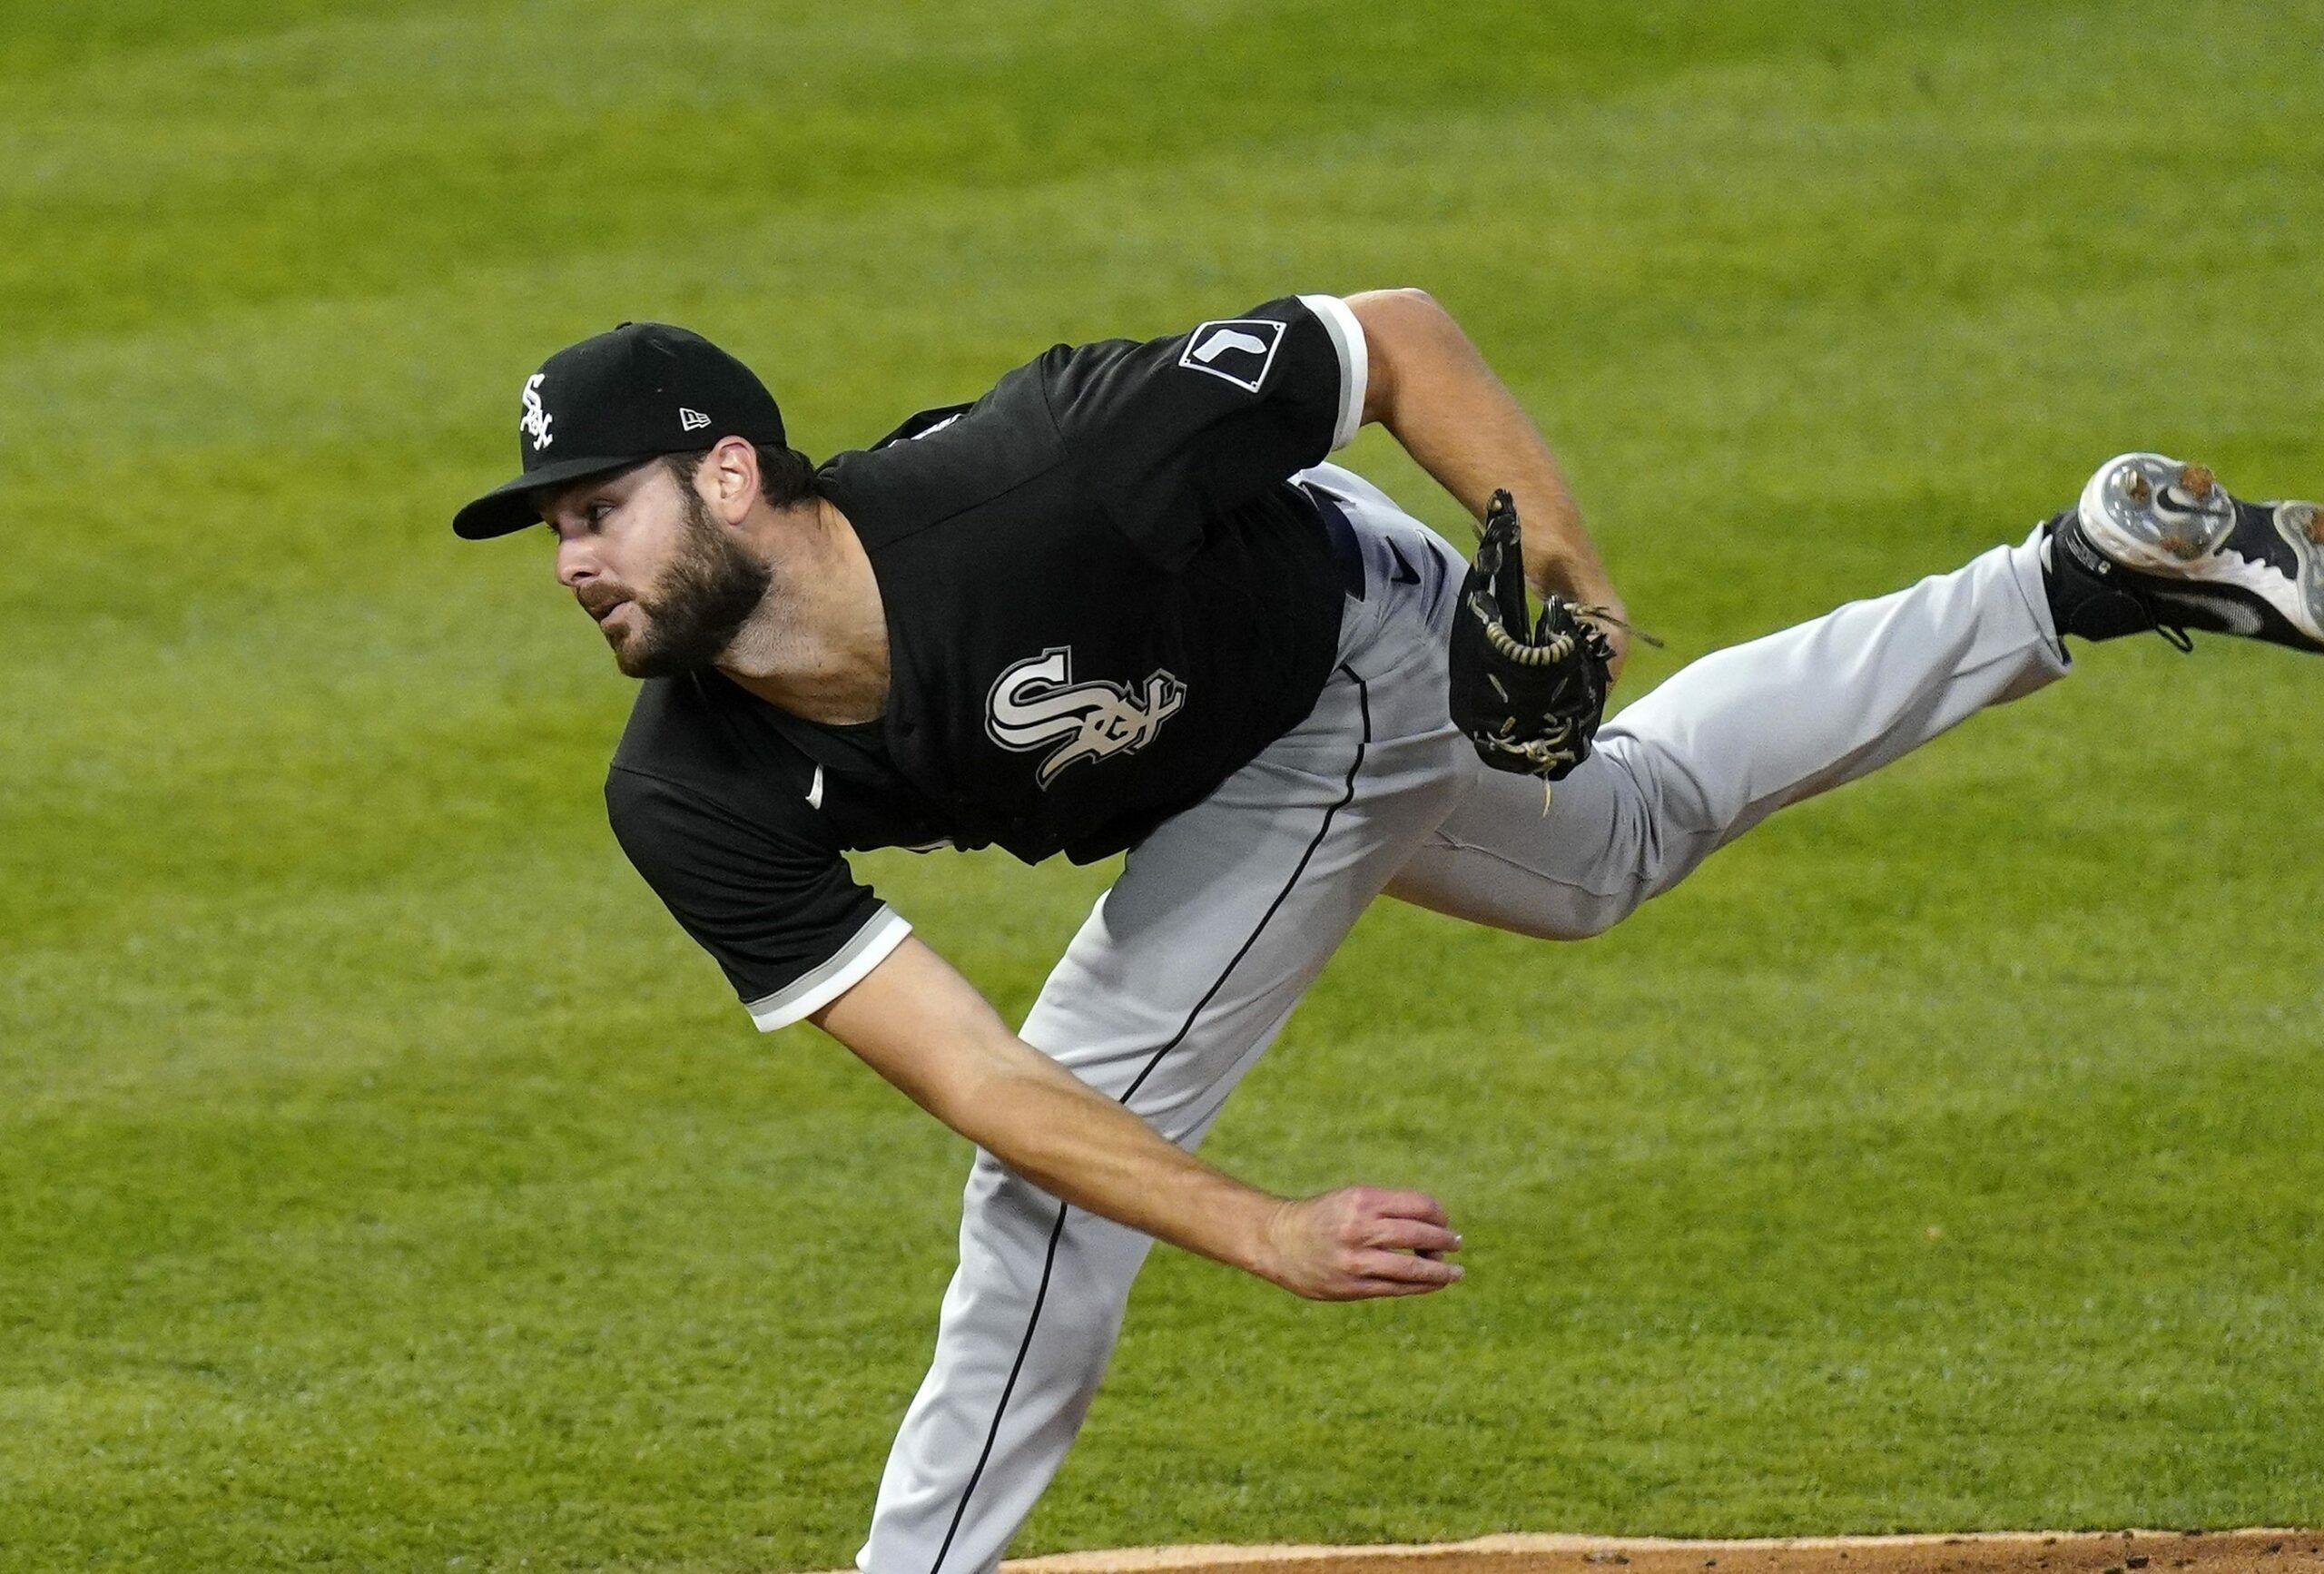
[20,0,2212,345]
[0,0,1998,342]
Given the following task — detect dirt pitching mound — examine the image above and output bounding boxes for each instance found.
[984,1530,2320,1574]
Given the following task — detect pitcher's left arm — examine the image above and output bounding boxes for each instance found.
[1345,287,1630,676]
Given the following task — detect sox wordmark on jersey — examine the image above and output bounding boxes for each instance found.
[453,291,2321,1574]
[984,646,1188,788]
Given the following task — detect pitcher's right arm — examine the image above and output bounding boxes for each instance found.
[812,936,1464,1302]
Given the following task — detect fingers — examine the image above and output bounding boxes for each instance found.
[1343,1189,1460,1254]
[1305,1245,1466,1300]
[1359,1187,1451,1227]
[1354,1247,1462,1287]
[1325,1264,1462,1302]
[1362,1215,1462,1255]
[1353,1276,1456,1299]
[1274,1186,1467,1302]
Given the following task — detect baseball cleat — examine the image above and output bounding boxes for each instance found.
[2043,451,2324,653]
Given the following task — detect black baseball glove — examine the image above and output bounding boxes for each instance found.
[1447,489,1616,782]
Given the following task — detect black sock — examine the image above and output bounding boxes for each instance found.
[2041,514,2159,644]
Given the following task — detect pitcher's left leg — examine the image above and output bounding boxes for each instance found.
[1394,447,2324,940]
[1388,530,2068,938]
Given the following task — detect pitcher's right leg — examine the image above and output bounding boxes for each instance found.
[855,1091,1248,1574]
[857,573,1472,1573]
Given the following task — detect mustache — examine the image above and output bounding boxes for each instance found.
[576,583,635,621]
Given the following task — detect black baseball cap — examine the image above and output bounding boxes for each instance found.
[452,321,786,539]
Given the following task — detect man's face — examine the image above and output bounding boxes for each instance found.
[537,458,771,678]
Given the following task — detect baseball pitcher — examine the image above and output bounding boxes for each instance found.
[453,290,2323,1571]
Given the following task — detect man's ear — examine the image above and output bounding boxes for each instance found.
[702,437,762,525]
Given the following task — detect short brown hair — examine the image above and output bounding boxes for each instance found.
[663,444,818,510]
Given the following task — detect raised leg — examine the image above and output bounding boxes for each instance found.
[1387,533,2068,937]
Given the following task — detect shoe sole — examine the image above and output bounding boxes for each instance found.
[2077,451,2324,644]
[2276,498,2324,640]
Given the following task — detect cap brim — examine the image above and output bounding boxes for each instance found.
[451,454,649,539]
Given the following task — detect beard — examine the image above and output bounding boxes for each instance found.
[604,487,773,678]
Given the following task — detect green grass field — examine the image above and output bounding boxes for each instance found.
[5,1,2322,1568]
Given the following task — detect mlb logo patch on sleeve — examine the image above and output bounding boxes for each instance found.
[1177,319,1285,393]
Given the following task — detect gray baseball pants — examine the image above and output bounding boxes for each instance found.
[856,463,2068,1573]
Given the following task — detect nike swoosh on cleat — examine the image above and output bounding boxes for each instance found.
[2151,588,2265,635]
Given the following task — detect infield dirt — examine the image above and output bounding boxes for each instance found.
[971,1532,2324,1574]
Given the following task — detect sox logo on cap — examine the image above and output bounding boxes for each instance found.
[520,374,555,450]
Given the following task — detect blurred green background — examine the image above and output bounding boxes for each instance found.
[4,1,2321,1569]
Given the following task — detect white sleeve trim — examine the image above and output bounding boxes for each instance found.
[1296,292,1369,452]
[743,905,912,1032]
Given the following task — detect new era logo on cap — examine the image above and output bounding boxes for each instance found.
[678,407,711,432]
[1177,318,1285,394]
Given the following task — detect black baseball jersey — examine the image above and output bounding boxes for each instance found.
[607,293,1370,1030]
